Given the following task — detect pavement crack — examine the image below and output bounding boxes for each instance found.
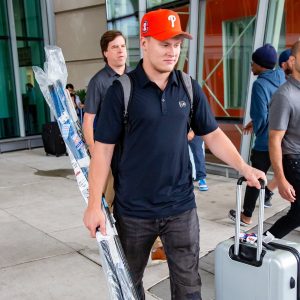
[77,251,102,267]
[0,252,76,270]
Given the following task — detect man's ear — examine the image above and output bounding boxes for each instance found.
[289,56,295,64]
[140,37,147,51]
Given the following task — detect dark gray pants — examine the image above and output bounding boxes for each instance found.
[115,208,202,300]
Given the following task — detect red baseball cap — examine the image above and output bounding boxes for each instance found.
[141,9,192,41]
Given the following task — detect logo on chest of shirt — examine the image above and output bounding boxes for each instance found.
[178,100,187,108]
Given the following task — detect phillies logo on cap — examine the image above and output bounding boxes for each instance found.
[142,20,149,33]
[140,9,192,41]
[168,15,176,28]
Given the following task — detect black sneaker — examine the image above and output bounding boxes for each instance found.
[264,187,273,208]
[264,200,272,208]
[228,209,250,227]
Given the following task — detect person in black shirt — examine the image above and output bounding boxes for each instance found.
[84,9,265,300]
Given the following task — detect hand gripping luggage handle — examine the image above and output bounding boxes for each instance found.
[234,177,265,262]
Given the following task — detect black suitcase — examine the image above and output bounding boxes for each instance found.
[42,122,66,157]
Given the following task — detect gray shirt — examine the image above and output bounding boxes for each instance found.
[85,64,131,115]
[269,76,300,154]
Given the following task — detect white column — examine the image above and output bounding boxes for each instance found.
[265,0,285,50]
[138,0,146,58]
[187,0,199,78]
[45,0,56,46]
[197,0,206,85]
[240,0,270,162]
[43,0,56,121]
[41,0,50,46]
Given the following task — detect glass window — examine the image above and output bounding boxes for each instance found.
[108,16,140,67]
[147,0,175,9]
[201,0,258,156]
[0,41,19,139]
[13,0,43,38]
[266,0,300,54]
[106,0,138,19]
[0,0,9,36]
[17,40,50,136]
[13,0,50,136]
[0,1,19,139]
[223,17,255,109]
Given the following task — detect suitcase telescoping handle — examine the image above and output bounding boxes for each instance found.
[234,177,265,262]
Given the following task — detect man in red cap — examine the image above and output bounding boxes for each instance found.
[84,9,265,299]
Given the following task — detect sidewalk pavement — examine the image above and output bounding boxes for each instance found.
[0,148,294,300]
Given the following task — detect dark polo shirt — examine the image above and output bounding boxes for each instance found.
[85,63,131,115]
[95,60,218,219]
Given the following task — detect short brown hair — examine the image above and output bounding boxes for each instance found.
[100,30,125,63]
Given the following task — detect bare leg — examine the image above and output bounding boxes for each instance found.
[267,177,277,191]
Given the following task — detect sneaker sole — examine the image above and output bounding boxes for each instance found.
[228,212,251,227]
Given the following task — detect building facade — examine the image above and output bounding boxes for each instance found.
[0,0,299,167]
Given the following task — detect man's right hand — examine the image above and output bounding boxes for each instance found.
[83,205,106,237]
[243,121,253,135]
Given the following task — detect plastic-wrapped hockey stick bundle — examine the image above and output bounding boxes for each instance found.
[33,46,139,300]
[70,150,138,300]
[48,81,90,178]
[97,198,140,300]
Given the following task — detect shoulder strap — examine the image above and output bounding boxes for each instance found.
[178,71,194,125]
[117,74,132,126]
[118,71,193,127]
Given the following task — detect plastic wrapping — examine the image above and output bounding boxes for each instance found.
[96,198,139,300]
[33,46,139,300]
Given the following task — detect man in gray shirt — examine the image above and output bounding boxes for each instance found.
[83,30,131,156]
[83,30,130,212]
[266,40,300,238]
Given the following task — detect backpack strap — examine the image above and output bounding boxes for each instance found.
[117,74,132,128]
[178,70,194,126]
[118,71,193,128]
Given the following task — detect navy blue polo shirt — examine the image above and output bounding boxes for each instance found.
[95,60,218,219]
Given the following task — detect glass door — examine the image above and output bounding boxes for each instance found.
[13,0,50,136]
[0,0,19,139]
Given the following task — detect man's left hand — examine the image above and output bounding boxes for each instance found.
[187,130,195,141]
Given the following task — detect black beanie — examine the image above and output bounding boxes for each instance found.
[252,44,277,69]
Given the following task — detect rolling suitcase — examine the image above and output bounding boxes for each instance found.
[42,122,66,157]
[215,177,300,300]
